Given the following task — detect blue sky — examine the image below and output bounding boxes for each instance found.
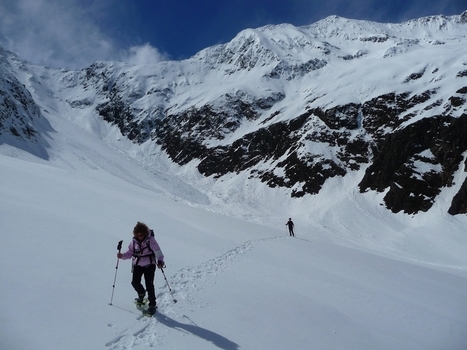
[0,0,465,69]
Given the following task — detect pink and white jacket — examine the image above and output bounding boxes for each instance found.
[120,233,164,267]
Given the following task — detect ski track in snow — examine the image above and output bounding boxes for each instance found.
[106,235,287,349]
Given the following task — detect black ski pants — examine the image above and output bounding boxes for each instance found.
[132,264,156,306]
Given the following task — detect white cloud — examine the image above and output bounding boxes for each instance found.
[0,0,118,69]
[0,0,167,70]
[124,44,168,66]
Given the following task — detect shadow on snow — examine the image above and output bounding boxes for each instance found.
[156,312,239,350]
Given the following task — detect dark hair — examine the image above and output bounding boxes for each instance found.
[133,221,149,236]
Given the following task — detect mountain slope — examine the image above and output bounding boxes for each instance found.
[0,48,52,158]
[1,12,467,216]
[2,146,467,350]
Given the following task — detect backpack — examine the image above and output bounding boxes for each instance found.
[132,229,156,265]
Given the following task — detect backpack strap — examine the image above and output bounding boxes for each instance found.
[146,235,156,264]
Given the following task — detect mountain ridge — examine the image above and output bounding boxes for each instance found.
[1,12,467,215]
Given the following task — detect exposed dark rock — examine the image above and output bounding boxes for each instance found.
[360,35,389,43]
[198,114,309,177]
[266,59,327,80]
[403,68,426,83]
[0,80,42,142]
[449,159,467,214]
[312,103,360,130]
[360,114,467,214]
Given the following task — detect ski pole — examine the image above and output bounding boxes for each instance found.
[160,267,177,303]
[109,240,123,305]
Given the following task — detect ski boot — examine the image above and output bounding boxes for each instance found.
[144,305,157,316]
[134,293,146,306]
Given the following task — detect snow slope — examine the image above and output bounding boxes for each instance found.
[2,78,467,350]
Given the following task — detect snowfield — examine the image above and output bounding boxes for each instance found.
[1,92,467,350]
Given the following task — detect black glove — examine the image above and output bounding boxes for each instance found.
[157,260,165,269]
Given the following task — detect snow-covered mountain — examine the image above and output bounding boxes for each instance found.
[1,12,467,216]
[2,13,467,350]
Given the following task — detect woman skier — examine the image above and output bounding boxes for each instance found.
[117,222,165,315]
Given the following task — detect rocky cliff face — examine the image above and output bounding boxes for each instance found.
[2,12,467,215]
[0,49,43,144]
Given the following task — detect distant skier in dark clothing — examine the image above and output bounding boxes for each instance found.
[286,218,295,237]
